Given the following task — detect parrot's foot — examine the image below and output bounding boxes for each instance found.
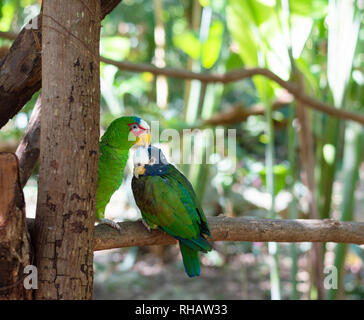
[98,218,122,233]
[141,219,151,232]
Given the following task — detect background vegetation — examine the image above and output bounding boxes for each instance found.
[0,0,363,299]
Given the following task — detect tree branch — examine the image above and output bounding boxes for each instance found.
[0,1,123,129]
[100,57,364,126]
[0,31,17,41]
[15,94,41,188]
[45,216,364,250]
[203,93,293,126]
[26,216,364,250]
[26,216,364,251]
[0,22,42,129]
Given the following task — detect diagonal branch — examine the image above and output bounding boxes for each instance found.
[100,57,364,125]
[15,94,41,188]
[0,1,123,129]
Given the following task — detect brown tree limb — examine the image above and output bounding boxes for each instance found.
[100,57,364,125]
[100,0,123,17]
[203,93,293,126]
[0,31,17,41]
[15,94,41,188]
[92,217,364,251]
[0,20,42,129]
[25,217,364,251]
[0,153,32,300]
[0,1,123,129]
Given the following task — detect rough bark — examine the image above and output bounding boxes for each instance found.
[0,19,42,129]
[90,217,364,251]
[0,1,122,129]
[0,153,32,300]
[15,94,41,188]
[34,0,100,300]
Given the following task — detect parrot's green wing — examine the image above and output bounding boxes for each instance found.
[164,165,211,238]
[134,165,211,244]
[96,143,129,220]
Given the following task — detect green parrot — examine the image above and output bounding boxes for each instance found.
[131,146,212,277]
[96,116,150,231]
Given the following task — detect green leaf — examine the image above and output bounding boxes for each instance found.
[201,20,224,69]
[226,4,259,66]
[289,0,327,18]
[227,0,278,102]
[0,2,15,31]
[198,0,210,7]
[259,164,290,196]
[327,0,361,106]
[173,31,201,59]
[225,52,244,70]
[100,36,131,61]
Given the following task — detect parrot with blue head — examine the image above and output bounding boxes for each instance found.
[131,145,212,277]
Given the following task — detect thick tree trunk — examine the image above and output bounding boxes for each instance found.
[0,153,32,300]
[34,0,100,300]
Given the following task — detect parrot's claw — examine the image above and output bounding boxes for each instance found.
[99,218,122,233]
[141,219,151,232]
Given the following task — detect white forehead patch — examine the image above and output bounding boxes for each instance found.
[139,119,150,130]
[132,146,149,166]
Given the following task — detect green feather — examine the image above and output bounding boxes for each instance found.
[96,116,144,220]
[179,242,201,277]
[96,145,128,220]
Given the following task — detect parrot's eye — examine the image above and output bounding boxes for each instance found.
[129,122,142,133]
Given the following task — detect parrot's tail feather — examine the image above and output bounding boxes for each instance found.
[176,235,212,253]
[179,241,200,277]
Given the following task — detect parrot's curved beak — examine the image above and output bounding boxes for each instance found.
[134,165,146,179]
[136,130,151,147]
